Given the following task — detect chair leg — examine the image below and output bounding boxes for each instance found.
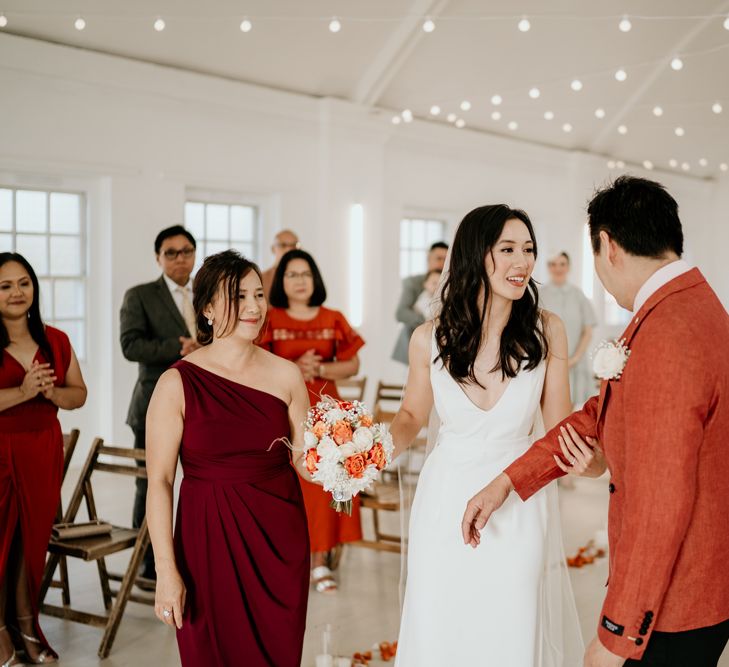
[97,557,113,611]
[59,556,71,606]
[39,553,61,604]
[98,521,150,659]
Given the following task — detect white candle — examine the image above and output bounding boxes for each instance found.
[315,655,334,667]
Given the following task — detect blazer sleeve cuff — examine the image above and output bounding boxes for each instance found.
[597,621,650,661]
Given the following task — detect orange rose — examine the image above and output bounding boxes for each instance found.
[312,421,328,439]
[304,448,319,475]
[344,453,367,479]
[332,420,353,445]
[368,443,386,470]
[359,414,373,428]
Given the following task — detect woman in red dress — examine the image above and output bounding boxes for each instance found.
[0,253,87,666]
[146,251,310,666]
[259,249,365,594]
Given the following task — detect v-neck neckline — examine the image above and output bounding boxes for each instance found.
[4,346,41,372]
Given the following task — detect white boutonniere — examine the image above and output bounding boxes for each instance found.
[592,339,631,381]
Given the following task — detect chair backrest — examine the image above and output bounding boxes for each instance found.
[62,429,80,482]
[62,438,146,525]
[373,381,404,424]
[336,376,367,402]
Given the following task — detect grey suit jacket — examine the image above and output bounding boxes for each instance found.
[120,275,191,429]
[392,273,426,365]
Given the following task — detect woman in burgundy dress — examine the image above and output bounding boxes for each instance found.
[146,250,310,667]
[258,249,365,594]
[0,253,87,666]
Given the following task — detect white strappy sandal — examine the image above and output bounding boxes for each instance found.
[311,566,338,594]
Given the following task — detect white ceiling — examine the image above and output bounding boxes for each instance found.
[2,0,729,177]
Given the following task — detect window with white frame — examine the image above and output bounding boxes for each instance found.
[184,199,259,270]
[0,187,87,359]
[399,217,447,279]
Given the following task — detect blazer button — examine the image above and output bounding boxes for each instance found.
[609,483,616,493]
[635,638,644,646]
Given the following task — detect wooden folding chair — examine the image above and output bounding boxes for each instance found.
[39,437,152,658]
[335,376,367,402]
[46,429,81,605]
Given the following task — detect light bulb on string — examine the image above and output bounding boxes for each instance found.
[543,110,554,120]
[616,160,625,168]
[401,109,413,123]
[507,121,518,131]
[492,111,502,121]
[615,68,627,82]
[652,106,663,117]
[570,79,583,92]
[674,127,685,137]
[643,160,654,170]
[595,108,605,119]
[699,158,708,167]
[0,14,7,28]
[491,94,502,106]
[712,102,723,114]
[240,18,252,33]
[619,16,632,32]
[720,163,728,172]
[670,56,683,71]
[724,16,729,30]
[430,105,441,116]
[154,17,166,32]
[669,159,678,168]
[529,87,540,99]
[618,125,628,135]
[518,17,531,32]
[455,119,466,129]
[446,113,457,123]
[391,115,401,125]
[460,100,471,111]
[74,16,86,31]
[562,123,573,133]
[329,17,341,33]
[681,162,690,171]
[607,160,616,169]
[422,18,435,33]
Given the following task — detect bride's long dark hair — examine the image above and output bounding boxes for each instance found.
[435,205,548,386]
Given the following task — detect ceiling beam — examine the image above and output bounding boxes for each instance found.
[352,0,450,107]
[589,0,729,153]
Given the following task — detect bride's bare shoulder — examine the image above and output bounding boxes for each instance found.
[410,321,435,366]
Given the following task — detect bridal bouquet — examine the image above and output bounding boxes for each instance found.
[303,398,394,514]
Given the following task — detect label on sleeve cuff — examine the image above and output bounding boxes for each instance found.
[602,615,625,636]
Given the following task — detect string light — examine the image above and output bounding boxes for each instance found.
[528,87,540,99]
[681,162,690,171]
[595,108,606,119]
[491,94,502,106]
[712,102,723,114]
[643,160,654,170]
[653,106,664,117]
[615,68,627,82]
[455,118,466,128]
[618,124,628,135]
[570,79,583,92]
[153,17,165,31]
[422,18,435,33]
[518,17,531,32]
[607,160,616,169]
[401,109,413,123]
[674,126,685,137]
[619,16,632,32]
[724,16,729,30]
[429,105,441,116]
[391,115,401,125]
[562,123,573,133]
[446,113,457,123]
[669,159,678,168]
[507,121,518,131]
[720,163,728,172]
[491,111,502,121]
[616,160,625,168]
[240,18,252,32]
[74,16,86,31]
[543,110,554,120]
[670,56,683,71]
[460,100,471,111]
[0,14,7,28]
[329,17,341,33]
[699,158,708,167]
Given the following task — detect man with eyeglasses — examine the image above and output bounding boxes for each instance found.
[119,224,198,588]
[261,229,300,298]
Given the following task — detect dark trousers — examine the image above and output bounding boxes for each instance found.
[131,426,155,577]
[624,618,729,667]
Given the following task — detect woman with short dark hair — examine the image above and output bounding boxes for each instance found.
[145,250,310,667]
[259,249,365,594]
[0,253,87,666]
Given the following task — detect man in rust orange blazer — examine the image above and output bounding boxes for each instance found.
[462,176,729,667]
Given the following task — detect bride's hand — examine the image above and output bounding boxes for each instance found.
[553,424,606,478]
[155,565,186,629]
[461,473,514,549]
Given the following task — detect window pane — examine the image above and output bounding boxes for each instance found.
[205,204,228,241]
[55,320,85,360]
[185,202,205,240]
[0,189,12,231]
[39,279,53,319]
[16,234,48,275]
[426,221,444,245]
[50,236,82,276]
[231,242,255,259]
[16,190,47,233]
[400,250,410,278]
[0,233,12,252]
[230,206,255,241]
[50,193,81,234]
[54,280,85,318]
[412,251,427,275]
[205,241,229,257]
[400,221,410,249]
[411,220,426,249]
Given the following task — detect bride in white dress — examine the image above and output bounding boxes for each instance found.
[390,205,590,666]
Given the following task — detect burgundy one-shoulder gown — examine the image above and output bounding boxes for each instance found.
[172,361,310,667]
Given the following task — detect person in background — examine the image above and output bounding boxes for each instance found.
[539,252,597,407]
[119,225,198,588]
[260,229,300,298]
[392,242,448,365]
[412,269,442,323]
[259,249,365,595]
[0,253,87,666]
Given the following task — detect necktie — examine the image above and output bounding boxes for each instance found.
[178,287,197,339]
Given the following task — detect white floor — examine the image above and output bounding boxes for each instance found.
[37,471,727,666]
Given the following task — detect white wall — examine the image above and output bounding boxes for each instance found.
[1,33,725,454]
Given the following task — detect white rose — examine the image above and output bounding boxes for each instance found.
[338,442,356,458]
[317,436,340,461]
[304,431,318,448]
[352,427,374,452]
[593,341,630,380]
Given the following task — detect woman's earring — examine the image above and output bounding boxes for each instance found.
[207,317,213,326]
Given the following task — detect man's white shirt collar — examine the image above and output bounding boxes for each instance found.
[163,273,192,295]
[632,259,691,313]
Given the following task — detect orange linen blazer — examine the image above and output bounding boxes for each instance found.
[505,269,729,661]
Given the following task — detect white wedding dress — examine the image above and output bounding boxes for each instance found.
[395,335,583,666]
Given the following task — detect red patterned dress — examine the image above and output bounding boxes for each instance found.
[258,307,365,552]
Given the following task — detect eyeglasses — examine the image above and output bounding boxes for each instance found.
[161,247,195,260]
[283,271,313,280]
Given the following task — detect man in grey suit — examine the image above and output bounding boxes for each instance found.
[119,225,199,584]
[392,241,449,364]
